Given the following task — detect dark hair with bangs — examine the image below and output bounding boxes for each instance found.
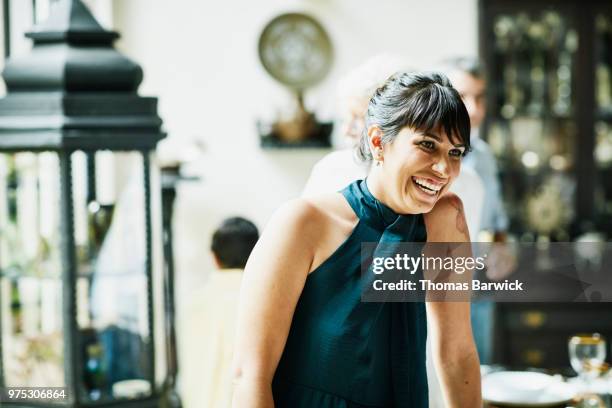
[357,71,471,162]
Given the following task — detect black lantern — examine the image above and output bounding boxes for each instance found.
[0,0,170,406]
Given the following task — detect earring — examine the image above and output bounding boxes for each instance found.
[376,154,383,166]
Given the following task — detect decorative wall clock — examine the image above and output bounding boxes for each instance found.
[257,13,334,147]
[258,13,332,90]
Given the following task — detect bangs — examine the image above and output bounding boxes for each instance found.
[391,76,471,150]
[359,71,472,163]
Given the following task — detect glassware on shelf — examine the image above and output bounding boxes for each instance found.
[553,29,577,117]
[595,14,612,115]
[492,11,577,120]
[595,122,612,169]
[525,181,573,237]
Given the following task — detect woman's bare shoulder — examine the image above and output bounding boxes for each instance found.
[423,192,470,242]
[267,192,356,238]
[302,192,358,228]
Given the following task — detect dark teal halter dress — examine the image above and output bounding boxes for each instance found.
[272,179,429,408]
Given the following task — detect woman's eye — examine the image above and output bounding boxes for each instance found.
[419,141,435,150]
[449,149,464,158]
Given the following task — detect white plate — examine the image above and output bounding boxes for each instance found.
[482,371,576,407]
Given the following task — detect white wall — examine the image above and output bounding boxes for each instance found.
[0,2,4,96]
[111,0,479,293]
[0,0,35,98]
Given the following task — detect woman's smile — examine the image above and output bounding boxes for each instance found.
[410,175,447,202]
[412,176,445,193]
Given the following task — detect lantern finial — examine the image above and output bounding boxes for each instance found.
[27,0,119,44]
[0,0,163,150]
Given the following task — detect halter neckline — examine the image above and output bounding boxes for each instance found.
[342,179,425,238]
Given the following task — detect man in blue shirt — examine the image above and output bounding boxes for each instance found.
[446,58,509,239]
[445,57,516,364]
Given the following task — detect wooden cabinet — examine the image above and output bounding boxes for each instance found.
[493,304,612,369]
[479,0,612,369]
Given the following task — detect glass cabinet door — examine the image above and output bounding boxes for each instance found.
[594,10,612,233]
[485,8,579,241]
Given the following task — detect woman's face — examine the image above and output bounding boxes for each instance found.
[377,126,465,214]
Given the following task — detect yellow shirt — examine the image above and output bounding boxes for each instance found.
[179,269,243,408]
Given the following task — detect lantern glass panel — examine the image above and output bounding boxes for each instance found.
[0,152,64,387]
[72,151,152,402]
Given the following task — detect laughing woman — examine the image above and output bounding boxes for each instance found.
[232,72,481,408]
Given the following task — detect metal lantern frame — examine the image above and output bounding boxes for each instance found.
[0,1,172,406]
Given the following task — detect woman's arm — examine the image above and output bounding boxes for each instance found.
[231,199,320,408]
[424,193,482,408]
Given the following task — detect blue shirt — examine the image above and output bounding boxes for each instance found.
[462,135,509,233]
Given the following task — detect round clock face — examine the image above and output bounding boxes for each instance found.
[258,13,333,90]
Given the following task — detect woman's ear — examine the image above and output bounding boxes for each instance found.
[367,125,384,162]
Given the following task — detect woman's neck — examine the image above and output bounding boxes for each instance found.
[365,167,398,212]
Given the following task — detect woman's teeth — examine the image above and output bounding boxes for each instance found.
[412,177,443,196]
